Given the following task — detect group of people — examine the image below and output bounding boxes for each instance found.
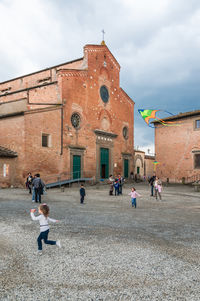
[149,173,162,200]
[26,173,45,203]
[28,172,163,256]
[108,174,125,196]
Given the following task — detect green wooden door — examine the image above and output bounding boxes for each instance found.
[124,159,129,178]
[73,155,81,179]
[100,148,109,179]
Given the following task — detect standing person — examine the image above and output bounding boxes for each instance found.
[26,173,33,194]
[108,175,114,195]
[154,177,162,200]
[114,179,119,196]
[128,187,141,208]
[32,174,39,203]
[32,174,45,203]
[118,174,124,195]
[30,203,61,255]
[149,173,156,196]
[80,184,86,204]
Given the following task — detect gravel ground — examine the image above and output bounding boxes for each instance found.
[0,183,200,301]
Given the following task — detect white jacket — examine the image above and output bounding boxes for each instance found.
[30,212,56,232]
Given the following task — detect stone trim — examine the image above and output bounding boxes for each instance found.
[134,154,144,168]
[58,70,87,78]
[94,129,118,138]
[68,145,86,150]
[121,152,132,157]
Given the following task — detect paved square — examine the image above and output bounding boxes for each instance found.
[0,183,199,300]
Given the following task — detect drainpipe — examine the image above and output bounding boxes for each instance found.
[60,106,63,155]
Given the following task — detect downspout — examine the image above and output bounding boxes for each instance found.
[60,106,63,155]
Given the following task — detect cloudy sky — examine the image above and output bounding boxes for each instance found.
[1,0,200,154]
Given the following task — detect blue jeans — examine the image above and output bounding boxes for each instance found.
[131,198,137,208]
[115,187,119,195]
[35,188,41,203]
[37,229,56,250]
[32,188,39,202]
[151,185,154,196]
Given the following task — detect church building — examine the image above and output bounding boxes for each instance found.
[0,42,134,187]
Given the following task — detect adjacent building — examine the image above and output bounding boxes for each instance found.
[134,150,155,181]
[154,110,200,183]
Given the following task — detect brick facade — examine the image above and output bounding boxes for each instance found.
[0,43,134,187]
[154,111,200,183]
[134,150,155,181]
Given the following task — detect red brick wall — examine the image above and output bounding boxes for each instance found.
[0,115,25,185]
[24,108,63,179]
[155,116,200,182]
[61,44,134,178]
[0,44,134,186]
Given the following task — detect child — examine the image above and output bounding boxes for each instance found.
[80,184,86,204]
[128,187,141,208]
[30,203,61,255]
[114,179,119,196]
[154,177,162,200]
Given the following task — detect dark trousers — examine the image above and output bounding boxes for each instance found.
[37,229,56,251]
[119,185,122,195]
[80,195,84,203]
[151,185,154,196]
[115,187,119,196]
[35,188,41,203]
[28,184,32,194]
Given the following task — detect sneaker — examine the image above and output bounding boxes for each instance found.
[38,251,42,256]
[56,240,61,248]
[32,200,35,203]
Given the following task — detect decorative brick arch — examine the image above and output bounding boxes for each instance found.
[134,154,143,168]
[100,66,109,80]
[97,109,112,125]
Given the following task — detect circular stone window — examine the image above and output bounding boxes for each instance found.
[71,113,81,129]
[123,126,128,140]
[100,85,109,103]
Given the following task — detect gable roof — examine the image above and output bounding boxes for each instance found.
[152,110,200,123]
[0,146,18,157]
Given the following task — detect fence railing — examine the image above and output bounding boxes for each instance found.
[42,170,95,186]
[185,174,200,184]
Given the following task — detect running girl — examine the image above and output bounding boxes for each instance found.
[30,203,61,255]
[128,187,141,208]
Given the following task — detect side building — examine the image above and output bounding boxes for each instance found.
[134,150,155,181]
[154,110,200,183]
[0,42,134,187]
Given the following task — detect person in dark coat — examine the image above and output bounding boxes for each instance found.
[26,172,33,194]
[80,184,86,204]
[149,173,156,196]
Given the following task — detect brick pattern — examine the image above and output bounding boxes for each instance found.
[155,116,200,182]
[0,44,134,186]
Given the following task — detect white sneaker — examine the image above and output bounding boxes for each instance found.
[32,200,35,203]
[56,240,61,248]
[38,251,42,255]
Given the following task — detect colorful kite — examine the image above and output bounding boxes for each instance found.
[138,109,180,128]
[153,160,160,171]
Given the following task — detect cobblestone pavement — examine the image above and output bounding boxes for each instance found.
[0,183,200,301]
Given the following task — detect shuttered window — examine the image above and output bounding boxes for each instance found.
[194,154,200,168]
